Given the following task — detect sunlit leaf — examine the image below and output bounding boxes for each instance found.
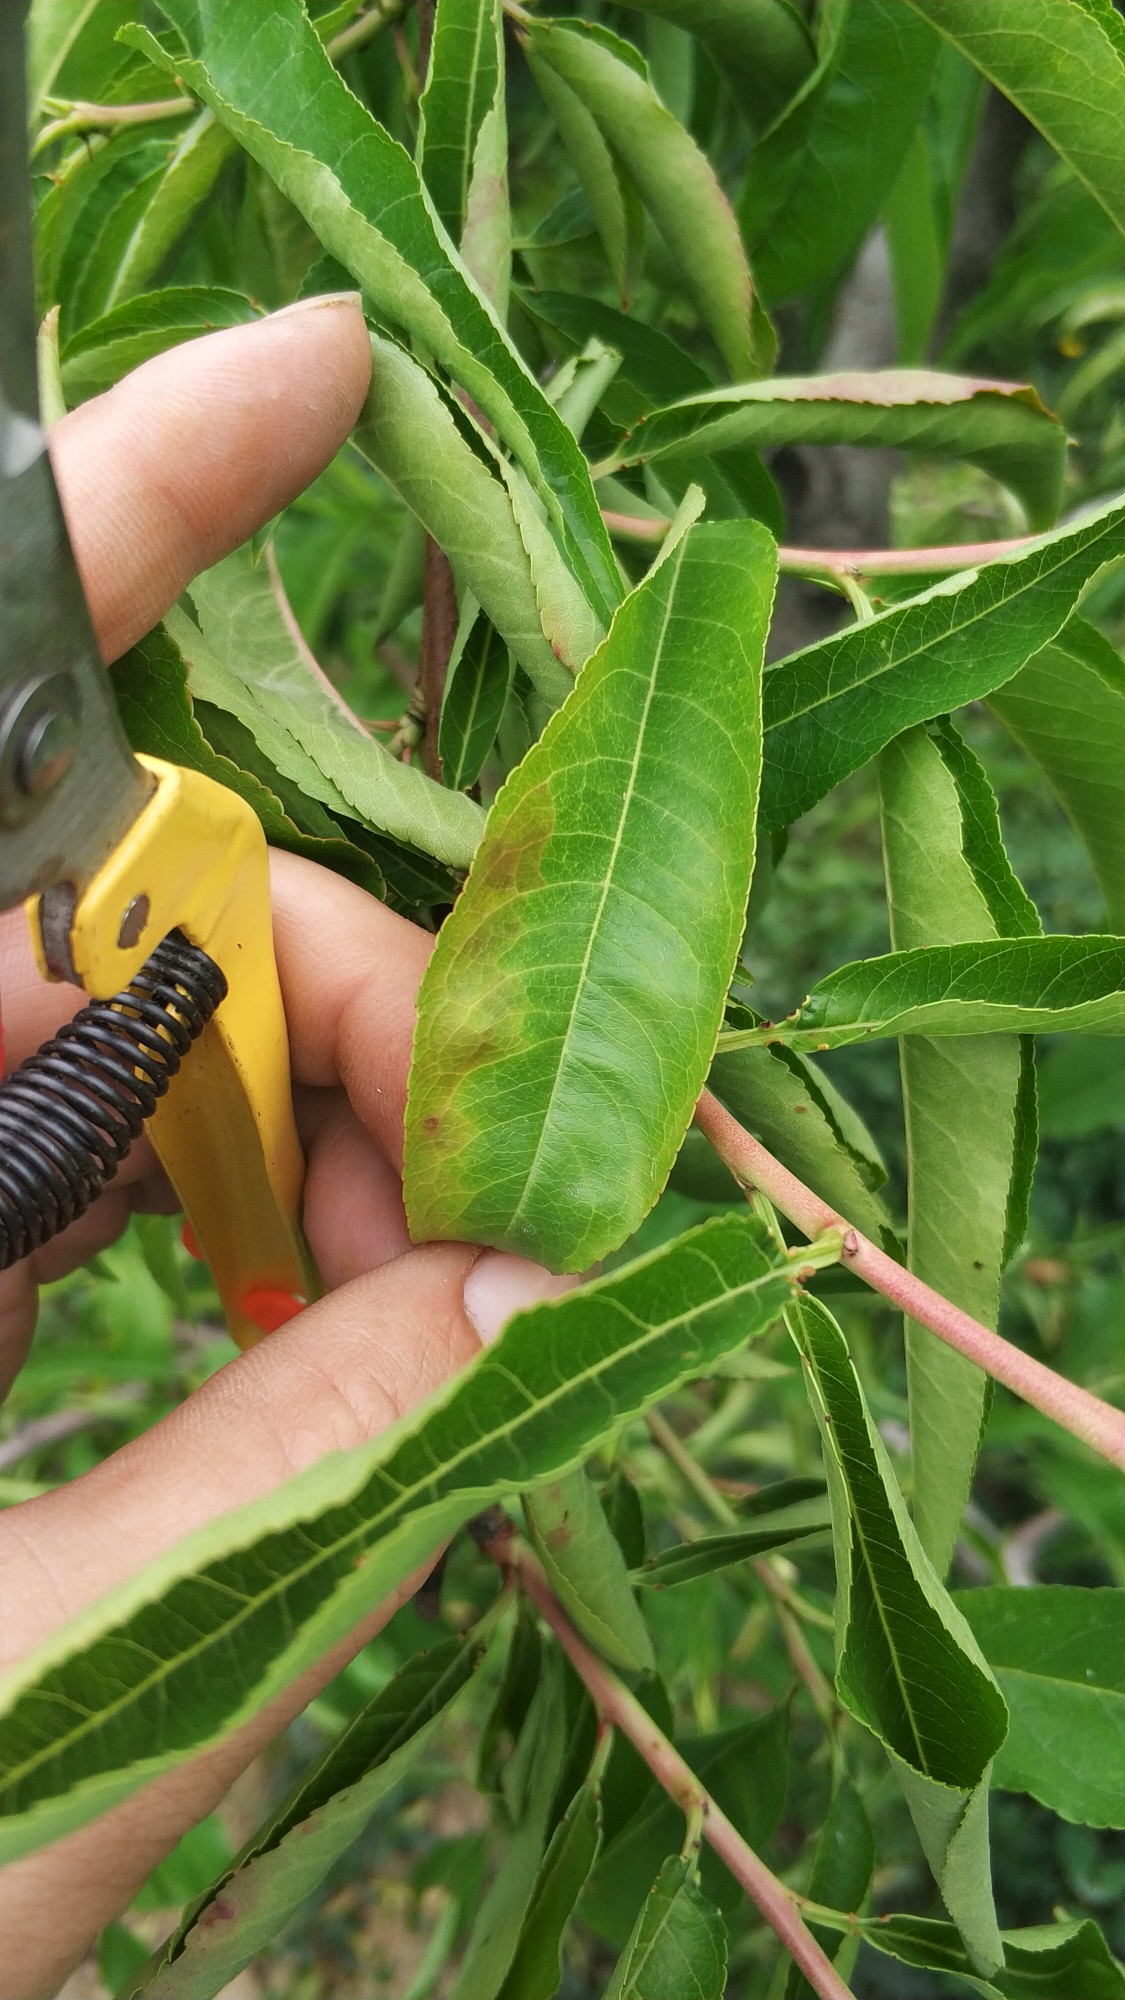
[418,0,503,243]
[171,551,484,867]
[405,519,777,1270]
[419,0,511,313]
[526,46,644,305]
[113,624,385,897]
[616,370,1067,531]
[719,936,1125,1054]
[56,133,174,331]
[28,0,133,110]
[760,498,1124,831]
[354,335,580,704]
[522,17,767,377]
[59,285,259,400]
[101,111,237,310]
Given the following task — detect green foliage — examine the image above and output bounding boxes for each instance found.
[603,1853,728,1998]
[759,500,1123,831]
[0,1215,796,1860]
[404,519,776,1267]
[792,1295,1008,1974]
[878,718,1034,1578]
[738,0,939,306]
[14,0,1125,1992]
[526,1469,655,1670]
[128,1635,482,1996]
[720,936,1125,1051]
[953,1586,1125,1830]
[615,371,1067,529]
[902,0,1125,235]
[989,619,1125,931]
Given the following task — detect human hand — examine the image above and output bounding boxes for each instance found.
[0,302,566,1999]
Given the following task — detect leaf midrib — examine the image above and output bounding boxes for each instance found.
[1,1253,786,1803]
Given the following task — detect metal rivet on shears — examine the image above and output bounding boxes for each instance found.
[0,671,79,825]
[117,895,151,950]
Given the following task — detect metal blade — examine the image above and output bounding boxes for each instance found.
[0,2,150,923]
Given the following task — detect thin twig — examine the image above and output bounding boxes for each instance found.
[489,1533,855,2000]
[33,4,401,156]
[327,0,407,61]
[418,538,459,780]
[33,95,194,153]
[646,1411,836,1723]
[601,508,668,546]
[376,637,419,693]
[646,1408,726,1520]
[598,509,1039,577]
[0,1387,147,1473]
[775,535,1037,577]
[1002,1508,1065,1586]
[265,547,370,736]
[694,1091,1125,1471]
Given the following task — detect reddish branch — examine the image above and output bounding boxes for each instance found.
[265,547,372,734]
[694,1090,1125,1471]
[487,1529,857,2000]
[600,508,1037,577]
[774,536,1036,576]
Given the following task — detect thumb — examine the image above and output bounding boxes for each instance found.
[4,1239,571,1647]
[0,1241,568,2000]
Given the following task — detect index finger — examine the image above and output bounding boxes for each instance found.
[269,850,433,1171]
[50,295,372,664]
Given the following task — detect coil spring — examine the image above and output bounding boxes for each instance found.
[0,930,226,1269]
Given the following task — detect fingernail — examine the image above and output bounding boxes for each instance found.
[270,290,364,319]
[464,1252,577,1345]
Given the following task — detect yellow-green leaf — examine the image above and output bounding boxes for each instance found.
[404,519,777,1269]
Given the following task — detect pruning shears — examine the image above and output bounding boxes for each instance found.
[0,8,318,1347]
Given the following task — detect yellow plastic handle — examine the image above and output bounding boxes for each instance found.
[31,756,319,1347]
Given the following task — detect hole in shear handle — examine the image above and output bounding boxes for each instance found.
[0,931,226,1268]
